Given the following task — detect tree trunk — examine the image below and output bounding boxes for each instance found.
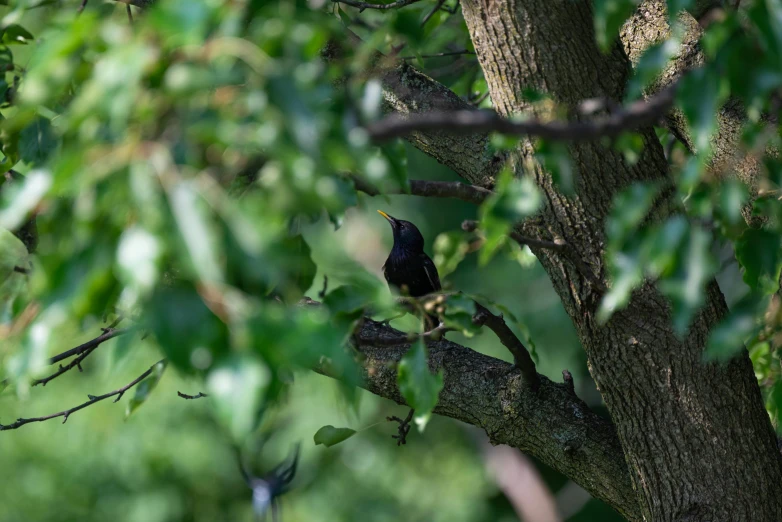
[458,0,782,519]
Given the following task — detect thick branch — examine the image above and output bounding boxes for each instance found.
[0,360,165,431]
[326,318,639,520]
[352,176,492,205]
[368,85,676,142]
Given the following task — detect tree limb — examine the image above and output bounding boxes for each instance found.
[351,175,492,205]
[367,84,677,142]
[322,317,640,520]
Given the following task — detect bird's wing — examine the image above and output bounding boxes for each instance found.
[421,253,441,292]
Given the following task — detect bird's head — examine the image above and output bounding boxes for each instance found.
[378,210,425,252]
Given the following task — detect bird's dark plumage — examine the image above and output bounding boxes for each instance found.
[378,210,441,297]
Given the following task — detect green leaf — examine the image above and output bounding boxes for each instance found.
[1,24,33,45]
[277,234,316,301]
[705,293,767,362]
[146,284,229,372]
[19,117,58,166]
[313,425,357,447]
[397,339,443,431]
[735,228,782,294]
[666,0,693,18]
[605,182,659,247]
[207,354,270,441]
[535,141,575,195]
[433,231,469,279]
[0,169,51,231]
[659,225,716,335]
[594,0,641,50]
[478,169,542,265]
[678,67,722,153]
[116,226,162,298]
[126,360,167,418]
[167,180,223,284]
[507,241,537,268]
[441,293,480,336]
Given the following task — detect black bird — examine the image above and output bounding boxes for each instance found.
[378,210,441,298]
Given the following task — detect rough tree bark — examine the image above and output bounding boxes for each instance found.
[353,0,782,520]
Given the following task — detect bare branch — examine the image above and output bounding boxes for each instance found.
[49,327,131,365]
[332,0,422,11]
[177,391,208,400]
[352,176,492,205]
[387,408,415,445]
[421,0,447,25]
[472,303,539,390]
[0,360,166,431]
[368,84,677,142]
[401,50,475,60]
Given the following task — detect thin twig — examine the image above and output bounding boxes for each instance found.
[177,391,208,400]
[352,176,492,205]
[12,266,29,274]
[421,0,446,25]
[401,50,475,60]
[0,360,166,431]
[469,91,490,106]
[562,369,576,396]
[387,408,414,445]
[126,3,133,22]
[472,303,539,390]
[49,327,130,365]
[368,84,677,142]
[332,0,422,11]
[318,275,329,299]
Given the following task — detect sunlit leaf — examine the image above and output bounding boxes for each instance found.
[705,293,767,362]
[433,231,469,279]
[207,354,270,441]
[126,360,168,418]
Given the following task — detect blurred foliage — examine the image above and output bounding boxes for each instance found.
[0,0,779,520]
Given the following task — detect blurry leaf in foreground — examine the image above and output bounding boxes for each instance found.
[658,225,716,335]
[146,284,229,372]
[479,169,542,265]
[19,116,58,166]
[207,354,270,441]
[0,169,51,231]
[735,228,782,294]
[433,231,469,279]
[705,293,767,362]
[397,339,443,431]
[126,360,167,418]
[313,425,356,447]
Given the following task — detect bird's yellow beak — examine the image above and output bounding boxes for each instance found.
[377,210,393,222]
